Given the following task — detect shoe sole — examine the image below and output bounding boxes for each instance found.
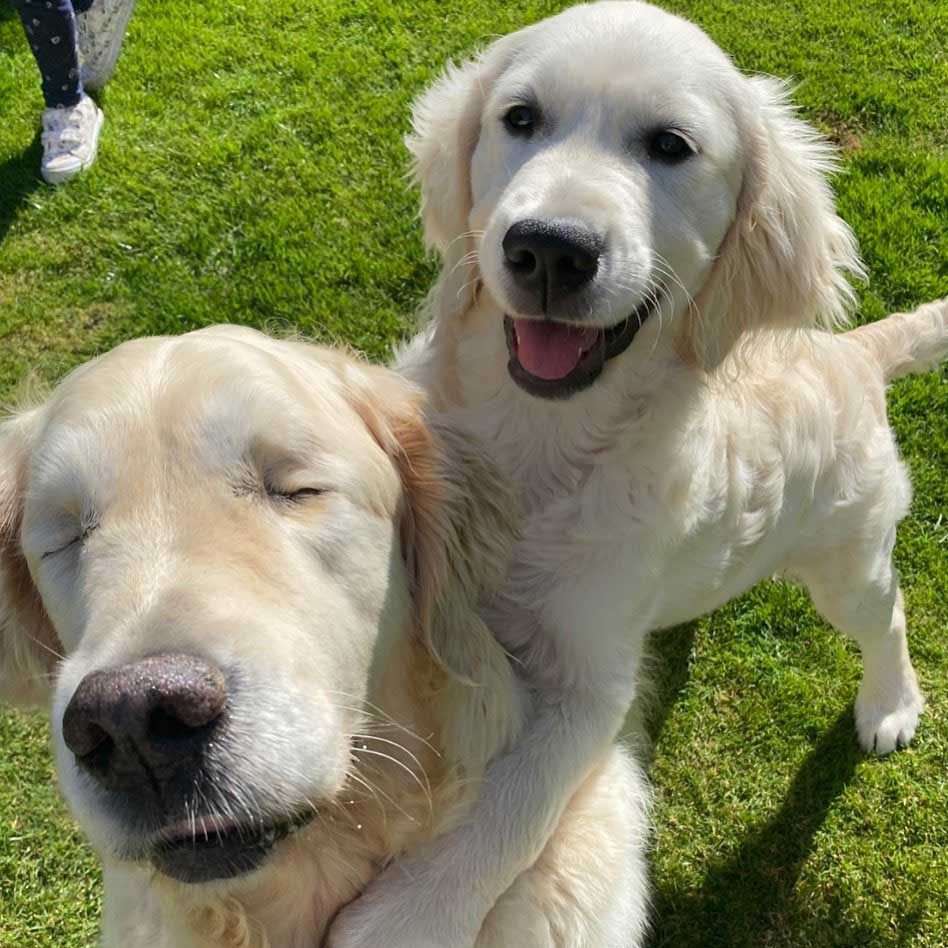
[79,0,137,91]
[41,107,105,185]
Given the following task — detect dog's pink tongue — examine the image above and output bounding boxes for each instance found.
[514,319,599,380]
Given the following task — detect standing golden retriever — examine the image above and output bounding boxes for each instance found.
[325,3,948,946]
[0,327,649,948]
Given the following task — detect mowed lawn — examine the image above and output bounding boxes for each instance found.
[1,1,946,945]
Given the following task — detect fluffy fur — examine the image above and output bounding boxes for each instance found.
[324,3,948,947]
[0,327,649,948]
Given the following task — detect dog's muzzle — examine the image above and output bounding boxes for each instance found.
[504,294,658,399]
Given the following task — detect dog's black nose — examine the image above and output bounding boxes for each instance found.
[62,654,227,798]
[503,218,603,308]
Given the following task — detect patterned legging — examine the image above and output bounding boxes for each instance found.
[10,0,96,108]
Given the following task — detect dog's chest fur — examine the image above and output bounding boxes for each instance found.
[411,301,806,654]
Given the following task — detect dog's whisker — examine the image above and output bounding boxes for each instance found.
[26,634,65,662]
[352,746,433,818]
[444,229,486,254]
[342,770,392,836]
[455,272,482,302]
[647,292,668,361]
[448,248,481,282]
[650,254,700,327]
[344,769,387,815]
[651,252,693,302]
[351,733,433,801]
[323,691,440,753]
[347,761,417,825]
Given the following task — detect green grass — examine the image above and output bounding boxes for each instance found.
[0,1,946,946]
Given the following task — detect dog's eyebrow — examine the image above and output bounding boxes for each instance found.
[500,83,538,107]
[244,441,313,475]
[643,121,702,149]
[31,421,114,489]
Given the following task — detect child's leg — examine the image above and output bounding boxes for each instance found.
[11,0,84,108]
[12,0,105,183]
[75,0,136,91]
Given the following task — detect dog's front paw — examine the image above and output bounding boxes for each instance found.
[326,918,443,948]
[326,906,469,948]
[324,867,481,948]
[855,679,925,754]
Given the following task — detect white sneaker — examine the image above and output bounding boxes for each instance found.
[40,95,105,185]
[77,0,136,91]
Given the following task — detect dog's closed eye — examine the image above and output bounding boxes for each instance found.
[235,453,330,506]
[265,485,327,504]
[42,522,99,560]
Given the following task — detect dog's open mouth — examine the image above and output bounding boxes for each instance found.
[504,295,656,399]
[151,810,316,884]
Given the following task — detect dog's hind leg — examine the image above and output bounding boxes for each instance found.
[797,540,925,754]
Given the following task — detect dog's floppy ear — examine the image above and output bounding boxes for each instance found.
[345,365,515,667]
[686,76,864,368]
[408,39,514,255]
[345,363,521,772]
[0,409,61,707]
[407,36,521,319]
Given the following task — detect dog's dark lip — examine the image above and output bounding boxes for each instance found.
[504,292,659,400]
[149,809,316,884]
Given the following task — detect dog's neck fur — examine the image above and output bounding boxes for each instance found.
[411,282,707,515]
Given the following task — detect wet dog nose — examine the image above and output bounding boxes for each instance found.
[62,654,227,794]
[503,218,603,308]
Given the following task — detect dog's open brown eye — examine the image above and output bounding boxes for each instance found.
[503,104,538,136]
[648,130,694,162]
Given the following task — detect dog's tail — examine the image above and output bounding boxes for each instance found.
[846,296,948,382]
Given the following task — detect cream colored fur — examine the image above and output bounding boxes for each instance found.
[324,3,948,947]
[0,327,649,948]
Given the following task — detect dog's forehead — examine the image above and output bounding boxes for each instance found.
[525,1,730,61]
[505,2,737,115]
[34,332,376,484]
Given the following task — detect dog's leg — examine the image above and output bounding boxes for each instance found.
[799,545,924,754]
[474,747,650,948]
[325,688,635,948]
[326,603,649,946]
[325,523,655,948]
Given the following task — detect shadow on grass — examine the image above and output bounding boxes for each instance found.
[620,624,698,764]
[647,709,863,948]
[642,623,698,753]
[0,128,44,247]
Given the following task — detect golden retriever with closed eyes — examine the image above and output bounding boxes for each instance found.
[0,326,649,948]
